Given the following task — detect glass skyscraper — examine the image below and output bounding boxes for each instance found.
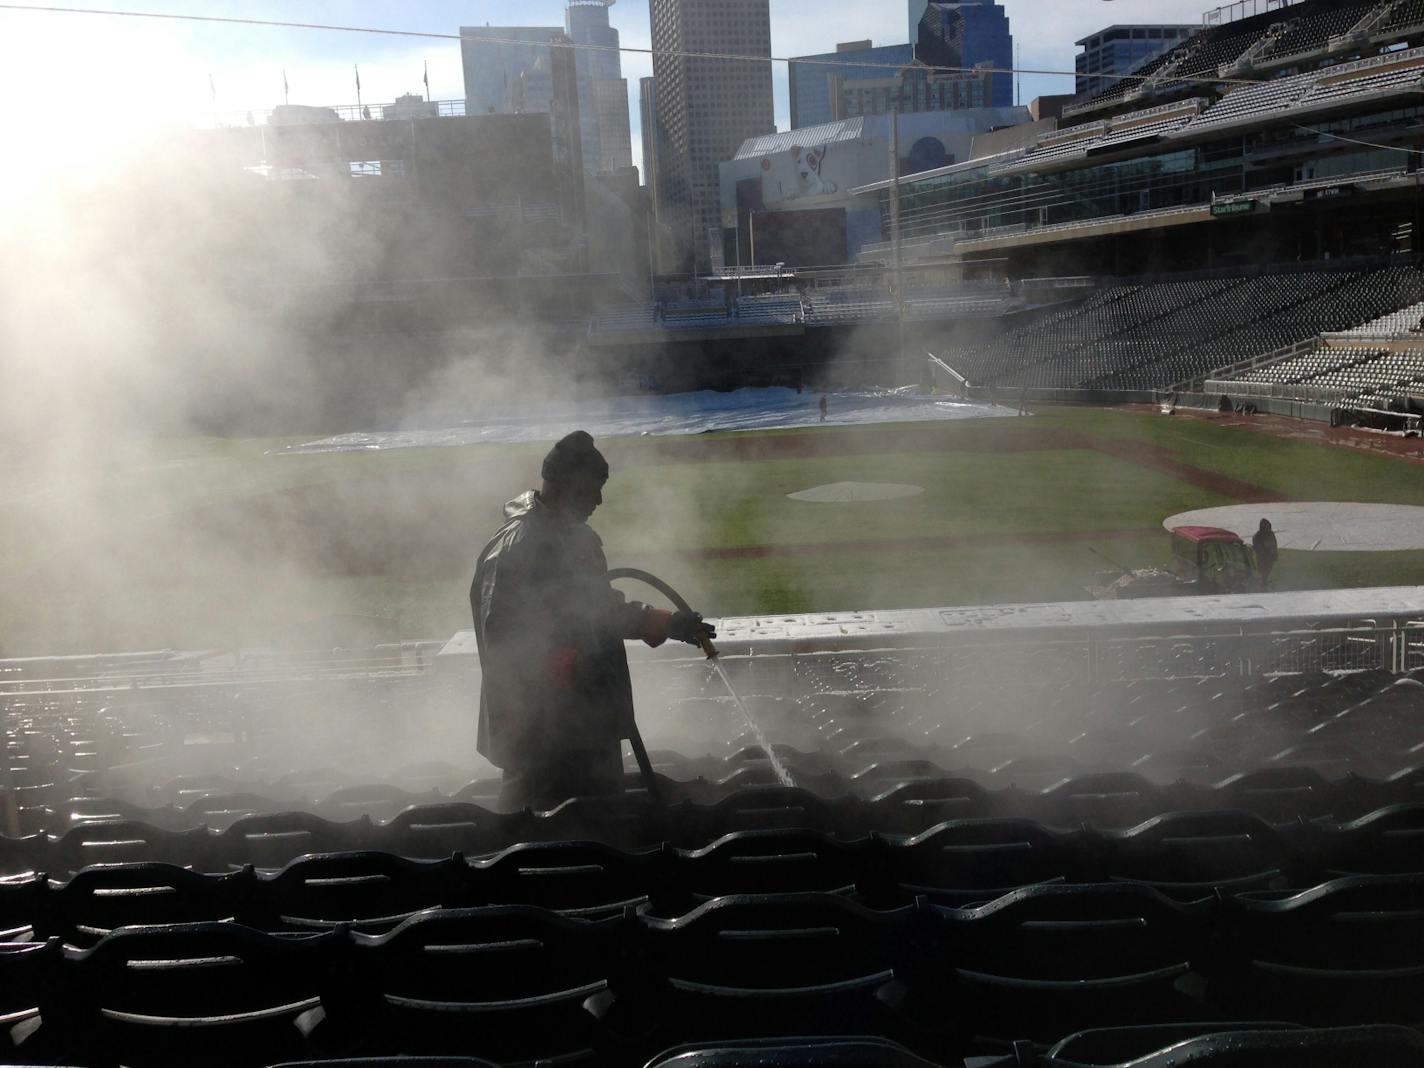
[917,2,1015,109]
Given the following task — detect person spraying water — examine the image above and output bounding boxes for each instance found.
[470,431,716,810]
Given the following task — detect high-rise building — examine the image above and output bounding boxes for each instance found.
[649,0,775,273]
[565,0,634,174]
[908,0,929,41]
[1075,25,1199,98]
[789,41,914,129]
[639,77,660,199]
[917,2,1014,109]
[460,26,562,116]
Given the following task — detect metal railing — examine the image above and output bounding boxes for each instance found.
[199,99,468,129]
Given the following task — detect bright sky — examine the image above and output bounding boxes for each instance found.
[0,0,1216,172]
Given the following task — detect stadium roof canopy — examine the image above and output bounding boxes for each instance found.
[734,117,866,161]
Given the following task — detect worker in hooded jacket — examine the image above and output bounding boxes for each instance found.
[471,431,715,809]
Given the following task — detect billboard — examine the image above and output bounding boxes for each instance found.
[761,142,845,208]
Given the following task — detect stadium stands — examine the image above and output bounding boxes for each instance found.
[932,264,1424,392]
[5,633,1424,1064]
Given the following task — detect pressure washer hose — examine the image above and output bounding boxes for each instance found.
[608,568,795,791]
[606,568,720,659]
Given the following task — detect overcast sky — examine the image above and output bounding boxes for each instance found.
[0,0,1216,170]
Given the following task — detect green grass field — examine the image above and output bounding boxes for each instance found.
[3,406,1422,656]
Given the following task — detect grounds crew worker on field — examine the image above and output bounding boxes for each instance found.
[471,431,715,809]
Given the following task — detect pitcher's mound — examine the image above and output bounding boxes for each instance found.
[1164,502,1424,551]
[789,482,925,503]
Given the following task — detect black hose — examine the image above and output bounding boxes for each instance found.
[606,567,695,614]
[606,567,724,806]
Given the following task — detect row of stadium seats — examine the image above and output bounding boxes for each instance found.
[1212,344,1424,405]
[937,265,1424,390]
[5,785,1422,874]
[1074,0,1387,112]
[5,807,1424,936]
[3,878,1421,1066]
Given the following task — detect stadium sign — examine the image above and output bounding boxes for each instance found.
[1211,200,1257,217]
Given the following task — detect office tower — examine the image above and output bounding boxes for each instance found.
[639,76,661,198]
[789,41,914,129]
[917,2,1014,109]
[549,33,587,238]
[565,0,634,174]
[908,0,929,42]
[837,63,993,119]
[460,25,562,116]
[1075,25,1198,97]
[649,0,775,273]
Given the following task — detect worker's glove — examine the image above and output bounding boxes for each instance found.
[667,610,716,647]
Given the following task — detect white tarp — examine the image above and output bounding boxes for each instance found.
[275,387,1019,455]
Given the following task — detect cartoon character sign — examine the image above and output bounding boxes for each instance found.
[764,143,839,205]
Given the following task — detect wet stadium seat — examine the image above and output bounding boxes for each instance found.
[476,839,664,918]
[1316,802,1424,877]
[672,830,879,910]
[0,875,43,941]
[47,819,215,873]
[1210,874,1424,1025]
[42,922,343,1067]
[639,894,924,1048]
[887,818,1079,907]
[0,938,60,1055]
[946,883,1210,1042]
[48,862,247,944]
[250,852,470,934]
[373,803,521,859]
[1099,810,1295,895]
[644,1035,949,1067]
[1039,1022,1424,1067]
[217,812,371,870]
[331,906,631,1064]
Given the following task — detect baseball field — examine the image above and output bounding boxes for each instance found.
[4,405,1424,657]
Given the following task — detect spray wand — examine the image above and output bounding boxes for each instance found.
[607,569,794,792]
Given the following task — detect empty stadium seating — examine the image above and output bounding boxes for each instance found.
[934,264,1424,392]
[5,646,1424,1065]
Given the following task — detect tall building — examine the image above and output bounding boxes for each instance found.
[908,0,929,41]
[639,76,661,200]
[917,2,1014,109]
[789,41,914,129]
[1075,25,1199,98]
[460,26,562,116]
[565,0,633,174]
[649,0,775,273]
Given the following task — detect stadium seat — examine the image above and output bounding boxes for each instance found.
[638,894,922,1048]
[476,839,664,917]
[44,922,343,1067]
[1099,810,1295,895]
[1040,1022,1424,1067]
[331,906,631,1063]
[49,861,248,944]
[672,829,876,908]
[947,883,1210,1042]
[1209,874,1424,1025]
[887,818,1078,906]
[1316,803,1424,877]
[249,852,470,933]
[644,1035,949,1067]
[0,938,60,1053]
[373,802,520,859]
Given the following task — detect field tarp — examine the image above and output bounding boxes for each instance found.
[276,387,1019,455]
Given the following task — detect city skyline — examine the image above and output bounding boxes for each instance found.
[0,0,1215,176]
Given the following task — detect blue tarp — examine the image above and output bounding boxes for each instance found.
[275,387,1019,455]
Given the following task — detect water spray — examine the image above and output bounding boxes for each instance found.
[607,568,795,790]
